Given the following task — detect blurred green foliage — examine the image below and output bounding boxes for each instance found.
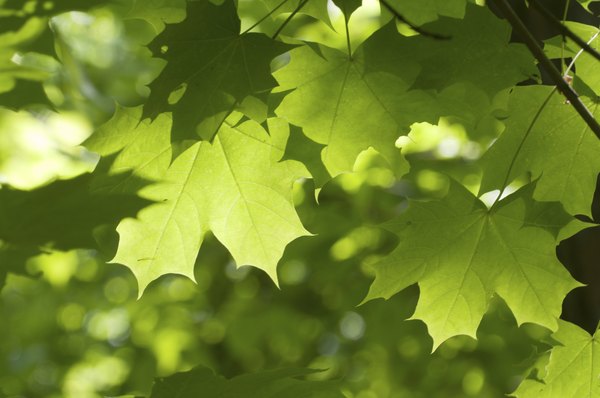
[0,170,549,397]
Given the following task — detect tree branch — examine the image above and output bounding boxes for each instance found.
[272,0,308,39]
[242,0,291,35]
[491,0,600,140]
[529,0,600,64]
[379,0,450,40]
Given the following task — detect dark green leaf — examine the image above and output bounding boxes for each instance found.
[0,172,152,249]
[150,366,344,398]
[144,0,293,141]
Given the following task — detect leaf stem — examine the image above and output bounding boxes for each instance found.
[242,0,291,35]
[272,0,308,39]
[344,12,352,60]
[378,0,450,40]
[560,0,571,73]
[491,0,600,140]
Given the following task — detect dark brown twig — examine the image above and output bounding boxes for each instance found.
[242,0,291,35]
[530,0,600,63]
[379,0,450,40]
[492,0,600,140]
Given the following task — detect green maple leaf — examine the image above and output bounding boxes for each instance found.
[113,0,186,32]
[364,181,582,349]
[0,242,38,289]
[389,4,536,96]
[84,106,173,192]
[541,23,600,97]
[383,0,466,26]
[143,0,292,141]
[111,144,206,296]
[513,320,600,398]
[262,0,330,23]
[149,366,343,398]
[266,117,330,187]
[238,0,331,33]
[570,25,600,96]
[332,0,362,17]
[480,86,600,216]
[433,82,505,140]
[274,23,437,178]
[92,109,309,295]
[0,0,109,16]
[0,172,152,250]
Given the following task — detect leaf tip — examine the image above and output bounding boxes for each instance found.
[359,285,387,306]
[261,264,280,289]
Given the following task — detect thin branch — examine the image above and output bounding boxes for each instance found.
[565,30,600,76]
[379,0,450,40]
[272,0,308,39]
[530,0,600,63]
[242,0,291,35]
[491,0,600,140]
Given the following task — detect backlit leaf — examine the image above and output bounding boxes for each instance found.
[513,320,600,398]
[365,181,581,349]
[480,86,600,216]
[99,110,309,295]
[274,23,437,178]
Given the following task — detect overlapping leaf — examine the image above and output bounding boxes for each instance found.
[387,4,536,95]
[149,366,343,398]
[570,25,600,95]
[480,86,600,216]
[270,118,330,187]
[383,0,466,25]
[0,172,152,250]
[114,0,187,32]
[513,320,600,398]
[143,0,292,141]
[365,182,581,349]
[274,4,535,180]
[332,0,362,17]
[0,242,38,290]
[0,0,599,395]
[274,23,437,178]
[89,108,309,295]
[238,0,331,33]
[0,0,108,17]
[85,106,173,192]
[542,23,600,96]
